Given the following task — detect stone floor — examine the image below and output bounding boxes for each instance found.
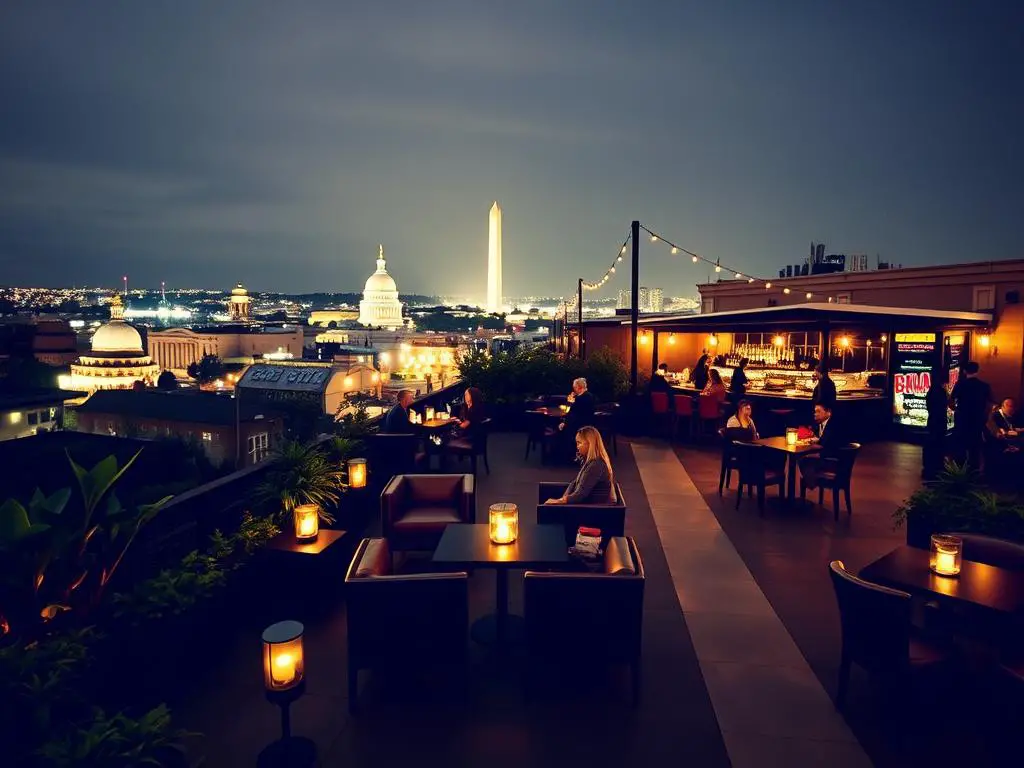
[176,431,1017,767]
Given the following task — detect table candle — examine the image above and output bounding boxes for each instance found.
[495,522,511,542]
[934,549,957,576]
[297,516,316,539]
[272,652,296,686]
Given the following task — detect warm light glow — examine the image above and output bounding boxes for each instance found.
[805,292,813,299]
[8,411,22,425]
[783,288,791,294]
[262,621,305,692]
[708,334,718,347]
[293,504,319,542]
[715,265,721,273]
[668,333,676,345]
[840,336,850,348]
[880,334,888,342]
[747,277,754,283]
[786,428,798,447]
[425,406,435,421]
[691,255,698,263]
[639,333,649,345]
[670,247,678,254]
[344,376,353,388]
[866,340,872,347]
[979,334,991,348]
[735,272,742,279]
[347,458,367,489]
[489,503,519,544]
[930,534,962,577]
[765,281,772,289]
[773,335,784,347]
[371,372,380,383]
[650,235,658,242]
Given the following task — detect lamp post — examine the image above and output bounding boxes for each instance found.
[259,621,316,767]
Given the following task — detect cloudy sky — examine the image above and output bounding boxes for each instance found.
[1,2,1021,299]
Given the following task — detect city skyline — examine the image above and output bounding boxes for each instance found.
[1,3,1021,297]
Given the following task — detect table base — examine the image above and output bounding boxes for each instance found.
[257,737,316,768]
[471,613,525,646]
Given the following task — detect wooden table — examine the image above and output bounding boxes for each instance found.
[860,546,1024,616]
[432,524,568,645]
[752,436,820,500]
[529,406,569,420]
[420,417,456,430]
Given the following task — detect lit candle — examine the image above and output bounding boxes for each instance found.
[934,549,956,576]
[425,406,435,421]
[496,522,511,542]
[297,515,316,538]
[786,428,798,446]
[272,652,296,686]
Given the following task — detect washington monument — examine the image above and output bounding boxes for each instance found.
[486,201,502,313]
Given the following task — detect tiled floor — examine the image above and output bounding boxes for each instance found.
[633,441,872,767]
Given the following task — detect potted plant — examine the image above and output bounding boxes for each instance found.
[892,460,1024,548]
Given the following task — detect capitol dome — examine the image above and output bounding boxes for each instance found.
[231,282,248,296]
[358,245,404,329]
[92,321,144,353]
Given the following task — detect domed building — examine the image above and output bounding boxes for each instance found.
[68,295,159,392]
[228,282,251,322]
[358,245,405,329]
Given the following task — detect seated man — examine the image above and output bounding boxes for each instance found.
[989,398,1019,437]
[382,389,414,433]
[798,403,843,490]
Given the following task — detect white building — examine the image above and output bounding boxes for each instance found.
[67,295,159,392]
[358,245,406,329]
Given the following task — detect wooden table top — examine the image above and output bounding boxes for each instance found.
[265,528,347,556]
[753,436,821,455]
[530,406,569,419]
[860,545,1024,615]
[432,524,569,569]
[421,418,456,429]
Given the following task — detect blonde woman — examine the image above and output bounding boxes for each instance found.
[544,426,615,505]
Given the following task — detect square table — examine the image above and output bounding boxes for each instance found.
[753,436,821,500]
[860,545,1024,616]
[432,523,569,645]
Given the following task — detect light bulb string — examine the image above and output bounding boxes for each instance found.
[640,224,834,303]
[580,230,632,292]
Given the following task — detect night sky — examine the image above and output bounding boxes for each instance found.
[1,2,1021,298]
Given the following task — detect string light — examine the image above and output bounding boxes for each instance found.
[581,231,632,292]
[637,224,836,302]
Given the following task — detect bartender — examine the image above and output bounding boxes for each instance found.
[812,367,837,408]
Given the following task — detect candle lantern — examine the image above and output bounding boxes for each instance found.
[785,428,798,446]
[489,503,519,545]
[930,534,963,577]
[347,458,367,489]
[293,504,319,543]
[408,409,417,424]
[425,406,435,421]
[262,620,305,692]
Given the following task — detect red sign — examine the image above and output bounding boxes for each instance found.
[893,371,932,396]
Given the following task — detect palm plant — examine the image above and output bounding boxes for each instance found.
[254,440,344,524]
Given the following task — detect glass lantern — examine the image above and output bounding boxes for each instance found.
[425,406,435,422]
[293,504,319,543]
[785,427,798,446]
[262,620,305,692]
[489,503,519,545]
[347,458,367,489]
[930,534,963,577]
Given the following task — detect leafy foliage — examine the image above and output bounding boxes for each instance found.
[0,450,171,636]
[333,401,375,441]
[253,440,344,523]
[893,459,1024,540]
[36,704,194,768]
[457,345,628,405]
[186,354,224,384]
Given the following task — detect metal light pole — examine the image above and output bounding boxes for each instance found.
[577,278,584,360]
[629,220,640,394]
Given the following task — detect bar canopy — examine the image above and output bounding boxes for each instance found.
[631,302,992,331]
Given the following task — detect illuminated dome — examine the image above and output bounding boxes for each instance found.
[358,245,404,329]
[92,322,144,354]
[231,282,248,296]
[91,295,143,353]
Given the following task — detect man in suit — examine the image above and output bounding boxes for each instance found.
[989,398,1018,436]
[950,361,993,469]
[799,403,843,490]
[649,363,672,393]
[560,377,596,435]
[382,389,414,433]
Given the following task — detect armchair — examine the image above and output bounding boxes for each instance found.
[381,474,475,556]
[344,538,469,714]
[537,481,626,547]
[523,537,645,705]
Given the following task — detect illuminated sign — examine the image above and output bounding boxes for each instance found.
[892,332,939,429]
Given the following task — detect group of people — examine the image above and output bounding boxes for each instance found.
[926,361,1021,479]
[382,385,486,444]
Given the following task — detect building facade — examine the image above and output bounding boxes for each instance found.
[228,283,251,322]
[73,389,283,467]
[67,295,160,392]
[147,326,305,377]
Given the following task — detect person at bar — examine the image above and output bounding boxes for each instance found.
[989,398,1019,435]
[949,361,992,470]
[702,368,728,402]
[798,403,844,489]
[811,367,837,409]
[691,351,710,391]
[730,357,749,399]
[383,389,415,433]
[649,362,672,392]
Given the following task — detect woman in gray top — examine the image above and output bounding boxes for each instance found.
[544,426,616,505]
